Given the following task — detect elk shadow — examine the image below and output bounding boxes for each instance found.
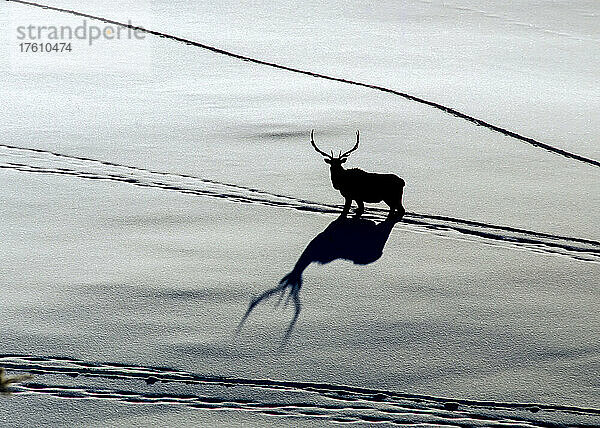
[238,217,398,341]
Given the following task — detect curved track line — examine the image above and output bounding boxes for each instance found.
[1,144,599,263]
[7,0,600,168]
[416,0,600,43]
[2,354,599,427]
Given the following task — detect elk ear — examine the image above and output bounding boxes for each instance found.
[340,158,347,164]
[324,158,332,164]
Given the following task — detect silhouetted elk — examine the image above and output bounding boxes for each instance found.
[311,130,406,219]
[238,217,397,341]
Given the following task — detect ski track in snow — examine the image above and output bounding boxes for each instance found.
[1,144,599,264]
[6,0,600,169]
[1,354,599,427]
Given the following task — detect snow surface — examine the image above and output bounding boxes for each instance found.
[1,0,599,426]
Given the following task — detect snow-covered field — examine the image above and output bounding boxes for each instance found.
[1,0,599,426]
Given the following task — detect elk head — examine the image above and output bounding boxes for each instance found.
[310,129,360,168]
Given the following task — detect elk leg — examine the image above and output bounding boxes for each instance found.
[385,194,405,220]
[340,197,352,218]
[355,200,364,218]
[396,204,406,219]
[385,204,394,218]
[385,199,399,220]
[396,188,406,219]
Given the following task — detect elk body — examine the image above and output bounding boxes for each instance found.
[311,130,406,219]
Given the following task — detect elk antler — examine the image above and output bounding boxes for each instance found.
[310,130,333,158]
[340,130,360,159]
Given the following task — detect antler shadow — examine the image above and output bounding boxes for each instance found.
[238,217,398,342]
